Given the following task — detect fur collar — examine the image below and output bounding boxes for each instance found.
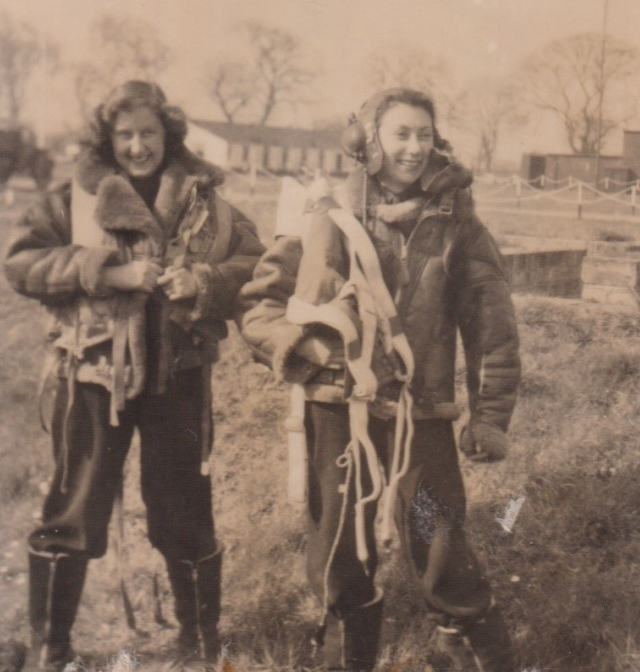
[93,177,165,247]
[345,152,473,221]
[74,147,225,240]
[75,147,225,194]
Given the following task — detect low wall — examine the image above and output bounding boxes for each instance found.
[499,235,587,298]
[503,249,586,298]
[497,236,640,305]
[580,240,640,308]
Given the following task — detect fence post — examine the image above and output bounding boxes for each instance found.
[632,185,637,216]
[249,164,257,201]
[515,175,522,208]
[3,187,15,206]
[577,181,583,219]
[540,174,546,188]
[604,177,609,191]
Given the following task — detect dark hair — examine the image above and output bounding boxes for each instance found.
[375,89,448,151]
[83,80,188,163]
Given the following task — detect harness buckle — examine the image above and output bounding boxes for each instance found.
[438,204,453,215]
[394,370,411,383]
[351,386,376,402]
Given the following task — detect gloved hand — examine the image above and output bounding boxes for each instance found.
[295,334,345,369]
[459,421,509,462]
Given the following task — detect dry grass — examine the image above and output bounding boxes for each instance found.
[2,188,640,670]
[478,208,640,246]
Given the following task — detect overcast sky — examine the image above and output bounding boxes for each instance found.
[3,0,640,163]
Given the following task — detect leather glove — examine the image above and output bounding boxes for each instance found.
[295,334,345,369]
[459,421,509,462]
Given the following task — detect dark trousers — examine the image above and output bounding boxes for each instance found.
[305,402,491,622]
[29,369,216,563]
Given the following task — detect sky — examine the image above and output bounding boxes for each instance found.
[3,0,640,165]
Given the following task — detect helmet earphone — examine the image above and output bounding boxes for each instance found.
[341,88,446,177]
[341,114,367,164]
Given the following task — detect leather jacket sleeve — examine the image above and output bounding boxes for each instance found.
[454,214,521,432]
[201,202,265,321]
[240,212,349,382]
[239,234,317,380]
[4,184,121,303]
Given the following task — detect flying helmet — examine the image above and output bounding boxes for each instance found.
[341,88,440,176]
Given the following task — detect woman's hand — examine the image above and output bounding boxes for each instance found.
[102,259,164,292]
[459,422,509,462]
[157,267,198,301]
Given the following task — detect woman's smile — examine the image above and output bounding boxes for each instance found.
[377,103,434,193]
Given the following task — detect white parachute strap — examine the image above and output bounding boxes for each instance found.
[286,296,378,399]
[285,383,308,504]
[342,233,384,566]
[328,209,415,372]
[285,203,418,566]
[326,208,416,548]
[382,382,415,544]
[286,294,383,569]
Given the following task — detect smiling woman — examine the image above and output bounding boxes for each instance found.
[3,79,265,670]
[377,103,434,193]
[111,106,166,179]
[240,87,521,671]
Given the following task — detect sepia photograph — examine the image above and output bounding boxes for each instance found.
[1,0,640,670]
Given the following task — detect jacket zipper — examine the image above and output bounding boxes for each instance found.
[394,161,452,310]
[395,205,441,312]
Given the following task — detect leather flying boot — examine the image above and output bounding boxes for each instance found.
[317,589,384,671]
[166,559,200,661]
[436,624,481,670]
[436,604,515,672]
[166,542,223,664]
[195,544,223,663]
[24,549,88,671]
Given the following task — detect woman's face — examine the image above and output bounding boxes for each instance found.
[377,103,434,193]
[111,105,166,178]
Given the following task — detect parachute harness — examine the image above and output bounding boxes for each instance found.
[286,200,416,570]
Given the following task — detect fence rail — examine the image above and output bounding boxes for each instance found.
[475,175,640,220]
[6,167,640,224]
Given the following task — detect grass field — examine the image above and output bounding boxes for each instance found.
[1,181,640,671]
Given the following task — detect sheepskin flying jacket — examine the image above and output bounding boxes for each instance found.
[4,147,265,402]
[240,156,520,432]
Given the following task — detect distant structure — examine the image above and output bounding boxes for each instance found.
[0,121,53,189]
[185,121,229,168]
[189,120,352,176]
[521,130,640,189]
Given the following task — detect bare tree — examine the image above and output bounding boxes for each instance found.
[0,10,41,123]
[74,14,171,120]
[204,21,316,126]
[515,33,640,155]
[242,21,315,126]
[457,77,523,173]
[202,62,255,123]
[361,43,458,125]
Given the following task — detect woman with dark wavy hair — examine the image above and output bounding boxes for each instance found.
[5,80,264,670]
[241,88,520,671]
[87,81,189,162]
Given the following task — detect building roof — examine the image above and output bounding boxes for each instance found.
[544,153,620,160]
[190,120,343,151]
